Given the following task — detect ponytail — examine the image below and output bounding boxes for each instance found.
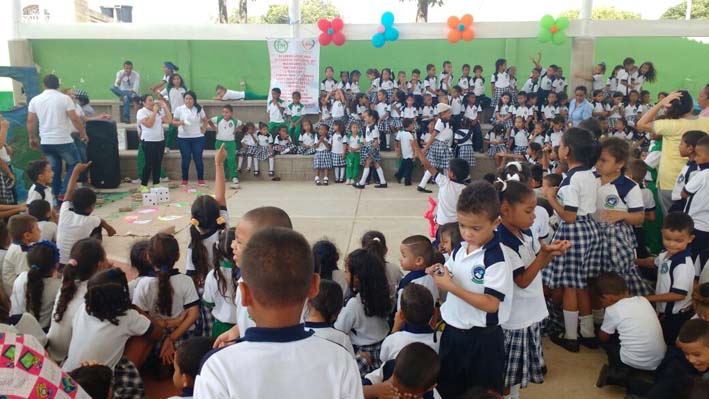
[361,230,387,262]
[157,267,174,316]
[54,239,105,323]
[25,241,59,320]
[212,228,235,298]
[189,196,226,284]
[149,233,180,316]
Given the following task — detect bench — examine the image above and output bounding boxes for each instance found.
[92,99,271,124]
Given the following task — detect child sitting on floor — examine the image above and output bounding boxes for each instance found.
[169,337,214,399]
[383,284,439,363]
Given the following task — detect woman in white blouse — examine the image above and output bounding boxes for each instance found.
[172,91,208,186]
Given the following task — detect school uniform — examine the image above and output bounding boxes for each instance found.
[669,160,699,212]
[1,242,30,295]
[553,77,567,94]
[402,106,419,120]
[419,104,437,133]
[273,136,296,155]
[336,80,350,91]
[349,81,361,94]
[267,98,286,134]
[329,100,347,134]
[538,74,554,104]
[654,250,695,344]
[510,129,529,154]
[493,104,514,129]
[616,68,631,96]
[360,124,381,165]
[26,183,55,209]
[305,321,355,358]
[543,167,603,289]
[345,133,363,181]
[380,323,439,363]
[683,167,709,257]
[541,104,559,121]
[463,103,484,151]
[438,238,513,397]
[427,119,453,170]
[424,75,438,96]
[10,271,61,330]
[396,270,440,312]
[320,78,337,93]
[334,293,390,374]
[389,102,403,130]
[318,104,333,130]
[37,220,57,242]
[486,131,507,157]
[450,96,464,128]
[185,207,229,277]
[458,75,473,94]
[252,134,273,163]
[454,128,476,168]
[194,325,364,399]
[635,184,656,259]
[491,72,511,107]
[203,261,238,339]
[380,79,395,100]
[624,103,641,127]
[591,73,606,92]
[394,130,416,184]
[298,132,317,155]
[47,280,88,362]
[313,136,332,170]
[612,129,632,141]
[592,101,610,116]
[56,203,102,266]
[529,131,546,146]
[285,101,306,142]
[595,175,653,295]
[438,73,454,93]
[497,225,547,389]
[167,388,194,399]
[522,78,540,94]
[330,132,346,168]
[546,131,563,149]
[212,116,241,180]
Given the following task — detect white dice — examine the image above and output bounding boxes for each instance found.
[150,187,170,203]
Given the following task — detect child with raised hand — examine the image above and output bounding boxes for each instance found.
[495,179,571,398]
[384,283,439,363]
[334,249,392,375]
[26,159,55,209]
[2,214,41,294]
[169,337,214,399]
[127,240,152,300]
[10,240,61,330]
[195,228,363,399]
[397,235,438,310]
[424,181,512,397]
[47,238,110,362]
[28,200,57,242]
[305,279,355,357]
[62,268,163,398]
[202,228,237,339]
[363,342,440,399]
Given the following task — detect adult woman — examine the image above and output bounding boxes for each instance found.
[637,90,709,213]
[172,91,208,186]
[137,94,172,192]
[567,86,593,127]
[698,84,709,118]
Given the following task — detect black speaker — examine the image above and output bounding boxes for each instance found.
[86,120,121,189]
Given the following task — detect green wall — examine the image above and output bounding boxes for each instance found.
[30,37,708,101]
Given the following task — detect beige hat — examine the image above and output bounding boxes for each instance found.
[436,103,451,114]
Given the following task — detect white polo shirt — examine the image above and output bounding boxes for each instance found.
[375,102,390,118]
[28,89,75,145]
[396,270,439,312]
[403,106,419,119]
[321,79,337,92]
[455,129,474,146]
[286,102,305,119]
[434,173,466,225]
[424,76,437,92]
[654,250,694,314]
[173,105,206,138]
[683,167,709,231]
[221,89,244,101]
[211,117,241,142]
[595,175,645,221]
[331,100,346,119]
[495,104,513,118]
[512,129,529,147]
[241,133,257,147]
[137,107,165,142]
[346,134,363,151]
[2,243,29,294]
[491,72,510,89]
[421,105,437,121]
[195,325,364,399]
[334,293,389,347]
[600,296,666,371]
[305,321,355,357]
[451,96,464,115]
[364,124,380,145]
[203,263,237,324]
[472,77,485,96]
[557,167,598,216]
[434,119,453,145]
[464,104,482,120]
[132,270,200,318]
[330,133,345,155]
[267,99,286,123]
[541,104,559,120]
[27,184,55,210]
[395,130,415,160]
[299,133,316,148]
[56,201,102,265]
[47,280,88,362]
[10,272,61,329]
[616,68,631,95]
[379,324,439,363]
[522,78,540,94]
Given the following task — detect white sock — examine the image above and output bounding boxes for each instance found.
[314,176,319,182]
[376,167,386,184]
[334,167,340,180]
[254,160,259,172]
[418,170,432,188]
[358,168,370,185]
[268,157,274,172]
[592,309,605,326]
[580,315,595,338]
[237,157,243,169]
[510,385,520,399]
[563,310,579,340]
[340,167,345,180]
[247,157,252,169]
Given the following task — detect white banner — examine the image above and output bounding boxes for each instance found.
[267,38,320,114]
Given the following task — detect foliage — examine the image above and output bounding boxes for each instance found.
[662,0,709,20]
[399,0,445,23]
[558,6,640,20]
[260,0,340,24]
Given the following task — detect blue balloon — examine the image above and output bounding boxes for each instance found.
[381,11,395,28]
[385,27,399,42]
[372,33,386,48]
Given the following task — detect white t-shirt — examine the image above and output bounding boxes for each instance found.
[434,119,453,144]
[421,105,437,121]
[491,72,511,89]
[57,201,102,265]
[305,321,355,357]
[132,271,200,318]
[557,167,598,216]
[512,129,529,147]
[616,68,631,95]
[334,294,390,346]
[464,104,482,120]
[114,70,140,92]
[62,305,151,371]
[330,133,345,155]
[395,130,415,160]
[434,173,466,225]
[286,102,306,119]
[38,221,57,242]
[472,77,485,96]
[331,101,346,119]
[683,168,709,231]
[47,280,88,362]
[595,175,645,222]
[592,74,606,91]
[203,264,237,324]
[162,87,186,109]
[137,107,165,142]
[654,250,694,314]
[27,184,55,210]
[10,272,61,329]
[267,99,286,123]
[450,96,464,115]
[2,243,29,294]
[402,106,419,119]
[299,133,316,147]
[379,326,439,363]
[347,134,363,151]
[221,89,244,101]
[541,105,559,120]
[522,78,540,94]
[211,117,241,142]
[408,80,423,95]
[27,89,75,145]
[173,105,206,138]
[601,296,666,370]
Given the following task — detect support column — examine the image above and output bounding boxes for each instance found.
[289,0,301,38]
[570,0,594,92]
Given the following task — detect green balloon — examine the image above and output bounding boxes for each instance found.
[538,29,552,43]
[556,16,569,30]
[540,15,555,29]
[552,31,567,45]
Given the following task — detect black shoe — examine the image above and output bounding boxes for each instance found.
[323,179,329,186]
[541,365,548,376]
[315,180,321,186]
[374,183,388,188]
[597,364,629,387]
[353,183,365,189]
[580,336,599,350]
[596,364,609,388]
[254,171,260,176]
[550,333,579,353]
[269,171,274,177]
[405,182,412,186]
[417,186,433,193]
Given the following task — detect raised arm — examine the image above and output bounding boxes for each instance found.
[637,91,682,133]
[64,162,92,202]
[413,137,437,176]
[214,144,227,206]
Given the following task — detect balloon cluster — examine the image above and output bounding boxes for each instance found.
[317,17,346,46]
[372,12,399,48]
[447,14,475,43]
[537,15,569,45]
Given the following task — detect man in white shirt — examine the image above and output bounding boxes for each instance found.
[110,60,140,123]
[27,74,86,197]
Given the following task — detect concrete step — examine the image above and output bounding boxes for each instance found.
[92,99,269,124]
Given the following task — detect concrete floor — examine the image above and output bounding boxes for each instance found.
[96,181,625,399]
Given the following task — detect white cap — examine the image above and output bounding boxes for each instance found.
[436,103,452,114]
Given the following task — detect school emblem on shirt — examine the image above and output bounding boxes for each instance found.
[604,195,619,208]
[677,175,685,183]
[660,261,669,274]
[471,265,485,284]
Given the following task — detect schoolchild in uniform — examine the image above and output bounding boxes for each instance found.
[616,57,635,98]
[374,90,392,150]
[297,119,317,155]
[10,240,61,330]
[463,93,483,152]
[508,116,529,156]
[202,228,237,339]
[2,215,40,294]
[542,128,603,353]
[380,68,396,102]
[458,64,473,95]
[305,279,355,357]
[396,70,408,93]
[168,337,214,399]
[493,93,514,134]
[330,120,347,183]
[608,91,625,128]
[27,200,55,243]
[491,59,511,107]
[344,122,364,185]
[682,136,709,258]
[336,70,350,92]
[238,122,257,172]
[454,118,477,169]
[625,159,656,261]
[553,67,567,95]
[394,119,417,186]
[541,92,560,122]
[416,103,455,192]
[624,90,643,128]
[354,110,388,189]
[545,117,565,150]
[409,68,424,107]
[208,104,241,185]
[26,160,55,210]
[522,68,541,95]
[396,235,438,309]
[273,125,297,156]
[389,90,405,135]
[383,284,439,363]
[420,94,437,134]
[317,93,333,131]
[285,91,306,143]
[366,68,381,104]
[472,65,490,109]
[439,61,454,94]
[320,66,337,94]
[253,123,275,177]
[538,65,557,105]
[402,94,420,121]
[423,64,438,97]
[127,240,152,300]
[362,343,440,399]
[607,65,622,97]
[591,89,610,118]
[328,89,348,135]
[266,87,287,135]
[486,125,509,166]
[450,86,465,130]
[670,130,707,213]
[313,124,333,186]
[513,92,532,129]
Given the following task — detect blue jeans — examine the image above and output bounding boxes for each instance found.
[109,86,137,121]
[40,142,80,196]
[178,136,205,181]
[71,132,88,183]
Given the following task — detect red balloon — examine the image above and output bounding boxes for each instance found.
[331,17,344,31]
[332,32,346,46]
[317,18,331,32]
[318,33,332,46]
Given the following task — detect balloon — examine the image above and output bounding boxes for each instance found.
[540,14,555,29]
[381,11,395,27]
[332,32,346,46]
[537,29,552,43]
[448,30,461,43]
[462,29,475,41]
[318,33,332,46]
[552,31,567,45]
[317,18,330,32]
[331,17,344,31]
[550,25,558,33]
[327,28,334,35]
[461,13,473,26]
[556,16,570,30]
[385,27,399,41]
[377,24,386,33]
[447,16,460,29]
[372,33,386,48]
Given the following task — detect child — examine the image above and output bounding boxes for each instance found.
[273,125,296,156]
[513,92,532,128]
[631,61,656,92]
[454,118,477,168]
[163,74,187,152]
[545,116,564,149]
[670,130,707,213]
[202,228,237,339]
[366,68,382,103]
[317,93,332,131]
[439,61,454,94]
[541,92,559,121]
[450,86,464,129]
[486,125,508,166]
[612,118,633,141]
[542,128,603,352]
[195,228,363,398]
[208,104,241,185]
[417,103,454,192]
[626,159,656,260]
[394,119,417,186]
[213,84,248,101]
[345,122,363,185]
[363,342,440,399]
[350,70,361,94]
[239,122,257,172]
[169,337,214,399]
[591,89,610,117]
[523,68,541,95]
[493,93,514,132]
[491,59,510,106]
[69,364,114,399]
[338,70,351,91]
[334,249,391,375]
[47,238,109,362]
[374,90,392,150]
[305,279,355,357]
[409,69,424,105]
[313,240,347,292]
[28,200,56,243]
[297,118,317,155]
[624,90,642,127]
[362,231,404,301]
[354,110,388,189]
[397,235,438,309]
[385,283,439,363]
[428,181,513,397]
[266,87,287,135]
[595,138,652,296]
[286,91,305,143]
[329,89,348,135]
[2,214,41,294]
[682,136,709,258]
[10,240,61,330]
[458,64,473,95]
[253,123,275,177]
[313,124,332,186]
[646,213,696,345]
[607,65,622,95]
[472,65,490,108]
[56,163,116,265]
[330,120,347,184]
[26,159,55,209]
[438,222,462,261]
[463,94,483,152]
[608,91,625,127]
[508,116,529,155]
[694,283,709,320]
[423,64,438,96]
[127,240,152,300]
[595,272,666,388]
[137,94,172,192]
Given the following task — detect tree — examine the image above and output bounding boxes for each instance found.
[662,0,709,20]
[558,6,640,20]
[260,0,340,24]
[399,0,444,23]
[218,0,228,23]
[226,0,249,23]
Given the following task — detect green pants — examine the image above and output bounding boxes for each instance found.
[289,116,302,143]
[137,142,166,181]
[346,152,361,180]
[166,124,177,150]
[211,320,236,339]
[215,139,238,179]
[269,121,287,136]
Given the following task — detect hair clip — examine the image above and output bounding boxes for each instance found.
[67,259,78,267]
[106,268,119,279]
[372,237,381,242]
[190,218,200,227]
[216,216,226,225]
[30,264,40,270]
[159,265,172,273]
[496,178,508,192]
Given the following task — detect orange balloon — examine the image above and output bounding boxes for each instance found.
[448,30,462,43]
[462,29,475,41]
[447,16,460,29]
[461,14,474,27]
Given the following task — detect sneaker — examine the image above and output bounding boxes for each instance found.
[315,179,321,186]
[131,179,141,184]
[160,176,170,182]
[232,178,240,184]
[595,365,609,388]
[269,171,274,177]
[180,181,188,186]
[374,183,388,188]
[254,171,260,176]
[353,183,365,189]
[549,333,580,353]
[404,182,412,186]
[580,336,599,350]
[198,180,207,187]
[417,186,433,193]
[272,176,281,181]
[323,178,329,186]
[139,185,150,193]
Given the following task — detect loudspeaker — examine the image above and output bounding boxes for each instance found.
[86,120,121,189]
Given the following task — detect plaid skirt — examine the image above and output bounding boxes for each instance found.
[427,140,453,170]
[274,143,297,155]
[504,322,545,388]
[491,87,510,110]
[331,152,346,167]
[237,146,249,156]
[298,147,316,155]
[542,215,603,289]
[314,150,333,169]
[493,117,514,130]
[360,144,381,164]
[378,119,392,134]
[253,145,272,161]
[244,145,258,156]
[488,144,508,157]
[455,144,476,168]
[513,145,528,155]
[0,171,15,205]
[354,341,383,377]
[113,357,145,399]
[599,222,653,296]
[196,300,215,338]
[389,117,403,130]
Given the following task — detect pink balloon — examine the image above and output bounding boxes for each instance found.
[331,17,344,31]
[332,32,346,46]
[377,24,386,33]
[317,18,331,32]
[318,33,332,46]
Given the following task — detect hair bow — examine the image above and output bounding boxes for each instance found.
[506,173,521,182]
[29,240,61,264]
[216,216,226,225]
[190,218,200,227]
[496,178,508,192]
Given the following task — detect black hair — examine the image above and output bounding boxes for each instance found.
[364,109,380,124]
[149,233,180,316]
[271,87,281,95]
[494,58,507,84]
[497,92,512,108]
[400,283,434,325]
[473,65,483,73]
[241,206,293,229]
[43,74,60,89]
[401,235,434,267]
[168,73,185,90]
[69,364,113,399]
[313,239,339,280]
[425,64,435,72]
[184,90,202,114]
[698,136,709,153]
[482,173,496,184]
[622,57,635,67]
[361,230,388,262]
[457,181,500,221]
[215,84,226,92]
[612,91,624,99]
[665,90,694,119]
[501,161,531,183]
[543,173,563,187]
[129,240,153,277]
[332,120,345,134]
[189,195,226,284]
[626,159,648,183]
[55,238,105,322]
[393,343,440,392]
[575,85,588,95]
[592,89,604,98]
[123,60,133,66]
[601,137,630,164]
[449,158,470,182]
[562,127,600,167]
[85,268,131,325]
[438,222,462,250]
[27,200,51,222]
[0,221,8,249]
[345,249,391,318]
[551,116,564,125]
[222,104,233,112]
[308,279,344,324]
[682,130,708,147]
[578,118,603,140]
[638,61,657,83]
[212,228,236,299]
[26,241,58,321]
[175,336,215,380]
[663,212,694,233]
[693,283,709,309]
[528,142,543,159]
[495,179,535,207]
[26,160,50,183]
[72,187,97,214]
[677,319,709,345]
[596,272,628,296]
[431,250,445,265]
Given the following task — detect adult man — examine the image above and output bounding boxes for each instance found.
[110,60,140,123]
[27,74,86,198]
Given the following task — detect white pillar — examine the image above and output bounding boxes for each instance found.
[579,0,593,37]
[289,0,301,38]
[686,0,693,20]
[10,0,21,39]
